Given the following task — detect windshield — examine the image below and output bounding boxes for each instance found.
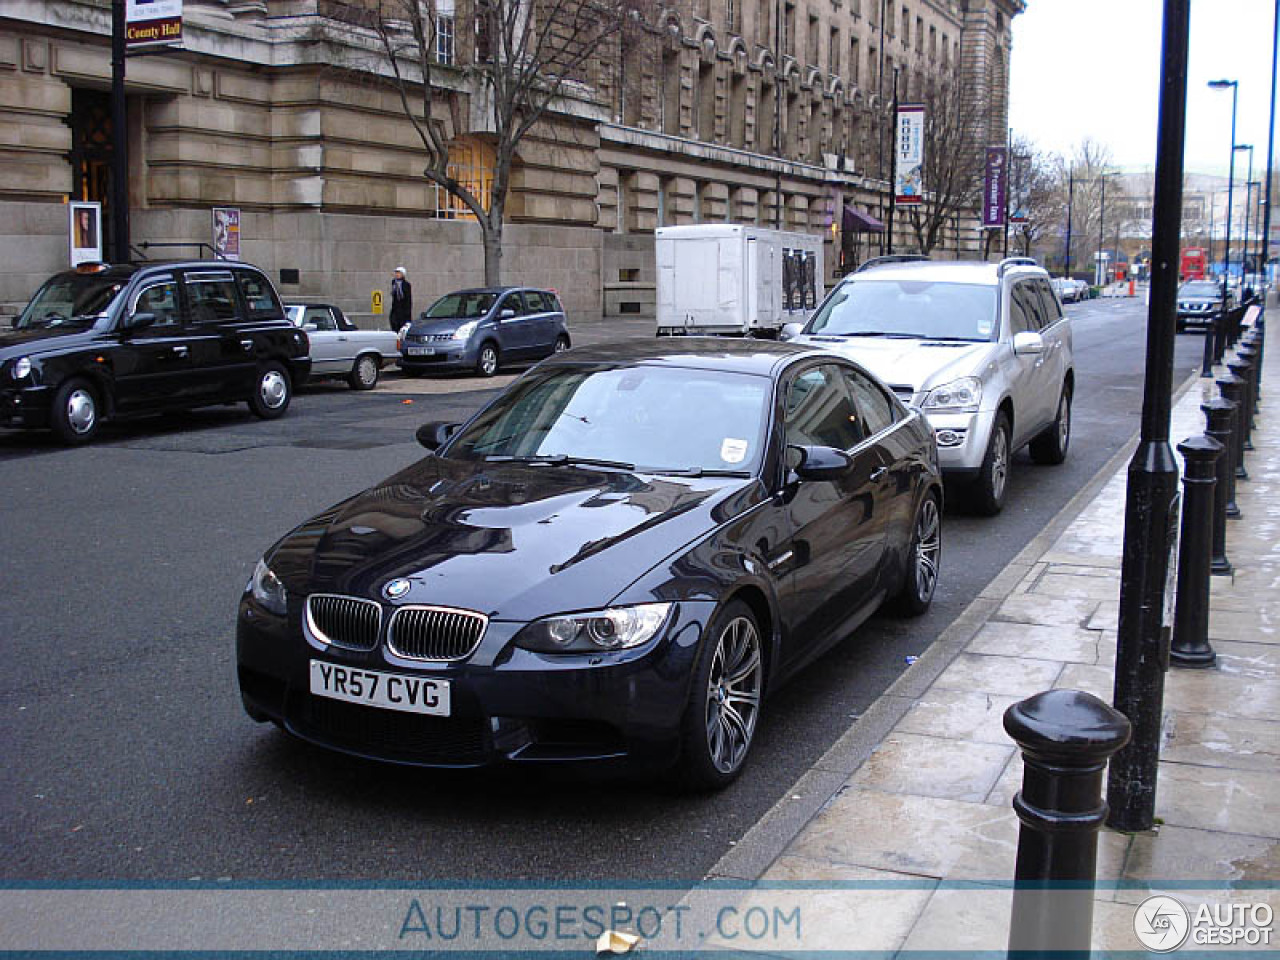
[807,279,998,341]
[1180,282,1220,297]
[17,274,125,330]
[448,364,770,474]
[426,292,497,320]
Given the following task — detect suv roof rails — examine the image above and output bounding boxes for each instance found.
[996,256,1039,277]
[854,254,931,273]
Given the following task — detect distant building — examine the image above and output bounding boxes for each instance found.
[0,0,1023,320]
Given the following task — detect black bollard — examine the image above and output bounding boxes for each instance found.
[1218,373,1249,482]
[1200,320,1216,378]
[1238,341,1261,425]
[1213,310,1228,366]
[1203,397,1237,570]
[1005,690,1131,957]
[1171,436,1221,668]
[1228,357,1255,453]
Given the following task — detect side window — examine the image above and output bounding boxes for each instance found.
[131,277,180,327]
[784,364,863,450]
[236,271,283,320]
[304,306,337,332]
[1008,284,1037,334]
[843,368,899,436]
[1033,278,1062,326]
[184,271,240,325]
[519,291,544,314]
[499,294,523,317]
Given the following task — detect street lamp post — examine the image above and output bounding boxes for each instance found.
[1098,173,1118,286]
[1209,80,1239,290]
[1237,145,1255,282]
[1065,174,1085,276]
[1262,0,1278,289]
[1106,0,1191,834]
[1244,181,1259,284]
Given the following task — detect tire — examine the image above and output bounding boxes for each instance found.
[892,492,941,616]
[348,354,379,391]
[476,341,500,378]
[247,362,292,419]
[553,334,570,354]
[50,377,101,444]
[970,410,1011,516]
[673,599,764,791]
[1030,385,1071,466]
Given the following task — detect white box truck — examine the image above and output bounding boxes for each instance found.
[655,224,825,337]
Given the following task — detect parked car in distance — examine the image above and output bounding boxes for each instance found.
[1,260,310,444]
[1052,277,1087,304]
[237,339,943,788]
[284,302,399,390]
[786,257,1074,515]
[399,287,570,378]
[1176,280,1229,333]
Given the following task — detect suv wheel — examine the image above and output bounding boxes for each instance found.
[1030,385,1071,465]
[971,411,1011,516]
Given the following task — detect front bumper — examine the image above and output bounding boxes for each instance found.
[399,339,477,371]
[0,384,52,430]
[1177,308,1217,330]
[920,407,997,475]
[236,596,714,770]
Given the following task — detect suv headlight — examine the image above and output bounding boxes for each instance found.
[923,377,982,412]
[10,357,31,380]
[514,603,673,654]
[452,320,479,341]
[249,558,288,615]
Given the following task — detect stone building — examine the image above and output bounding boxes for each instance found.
[0,0,1023,322]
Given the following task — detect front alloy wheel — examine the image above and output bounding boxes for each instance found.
[476,342,499,378]
[971,412,1010,516]
[676,600,763,790]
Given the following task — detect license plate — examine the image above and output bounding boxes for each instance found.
[406,346,436,356]
[309,660,450,716]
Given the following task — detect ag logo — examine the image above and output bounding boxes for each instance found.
[384,578,411,600]
[1134,895,1190,952]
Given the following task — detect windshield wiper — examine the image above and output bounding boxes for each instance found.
[827,331,926,339]
[484,454,636,470]
[645,467,753,478]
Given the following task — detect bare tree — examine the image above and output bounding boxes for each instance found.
[1057,138,1114,276]
[1008,137,1063,258]
[366,0,638,285]
[902,68,986,255]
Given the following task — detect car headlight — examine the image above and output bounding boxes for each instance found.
[249,558,288,615]
[10,357,31,380]
[452,320,479,341]
[514,602,673,654]
[923,377,982,412]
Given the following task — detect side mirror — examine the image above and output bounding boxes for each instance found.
[780,322,804,341]
[787,444,852,482]
[499,308,517,320]
[1012,331,1044,356]
[126,311,156,332]
[416,421,460,451]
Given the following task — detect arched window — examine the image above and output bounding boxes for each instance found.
[697,60,717,141]
[730,69,747,147]
[662,47,682,135]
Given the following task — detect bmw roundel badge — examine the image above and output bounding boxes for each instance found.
[384,578,411,600]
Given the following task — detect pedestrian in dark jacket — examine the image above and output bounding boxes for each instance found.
[390,267,412,332]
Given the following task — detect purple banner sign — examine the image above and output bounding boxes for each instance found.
[983,146,1008,229]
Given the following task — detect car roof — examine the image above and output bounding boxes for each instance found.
[849,259,1047,285]
[542,337,829,377]
[438,286,548,296]
[51,260,264,282]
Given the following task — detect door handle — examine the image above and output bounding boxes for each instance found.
[240,338,254,352]
[869,466,889,482]
[172,345,189,357]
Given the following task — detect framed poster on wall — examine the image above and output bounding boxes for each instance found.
[69,201,103,266]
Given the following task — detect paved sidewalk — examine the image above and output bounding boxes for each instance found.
[699,315,1278,953]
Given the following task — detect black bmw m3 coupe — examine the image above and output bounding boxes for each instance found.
[237,339,942,788]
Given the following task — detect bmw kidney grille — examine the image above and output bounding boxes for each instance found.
[388,606,487,662]
[305,594,382,651]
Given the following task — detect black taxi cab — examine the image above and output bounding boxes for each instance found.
[1,261,311,443]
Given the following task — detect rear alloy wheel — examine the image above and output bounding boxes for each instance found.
[51,378,101,444]
[971,411,1010,516]
[348,354,379,391]
[893,493,941,616]
[675,599,763,790]
[248,363,291,419]
[553,335,571,354]
[1030,385,1071,465]
[476,342,500,378]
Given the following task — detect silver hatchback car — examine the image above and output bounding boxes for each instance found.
[788,257,1074,514]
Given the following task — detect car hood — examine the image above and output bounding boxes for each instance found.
[266,456,764,622]
[0,325,101,359]
[408,317,481,336]
[793,335,992,393]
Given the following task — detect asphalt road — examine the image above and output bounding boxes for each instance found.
[0,298,1202,882]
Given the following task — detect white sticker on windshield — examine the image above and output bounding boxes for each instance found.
[977,318,993,336]
[721,438,749,464]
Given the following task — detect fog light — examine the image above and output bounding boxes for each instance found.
[935,429,964,448]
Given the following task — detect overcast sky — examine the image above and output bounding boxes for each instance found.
[1009,0,1278,177]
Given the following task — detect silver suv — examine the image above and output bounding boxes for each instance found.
[788,257,1074,514]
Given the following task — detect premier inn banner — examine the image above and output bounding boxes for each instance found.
[983,145,1008,228]
[894,104,925,205]
[126,0,183,48]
